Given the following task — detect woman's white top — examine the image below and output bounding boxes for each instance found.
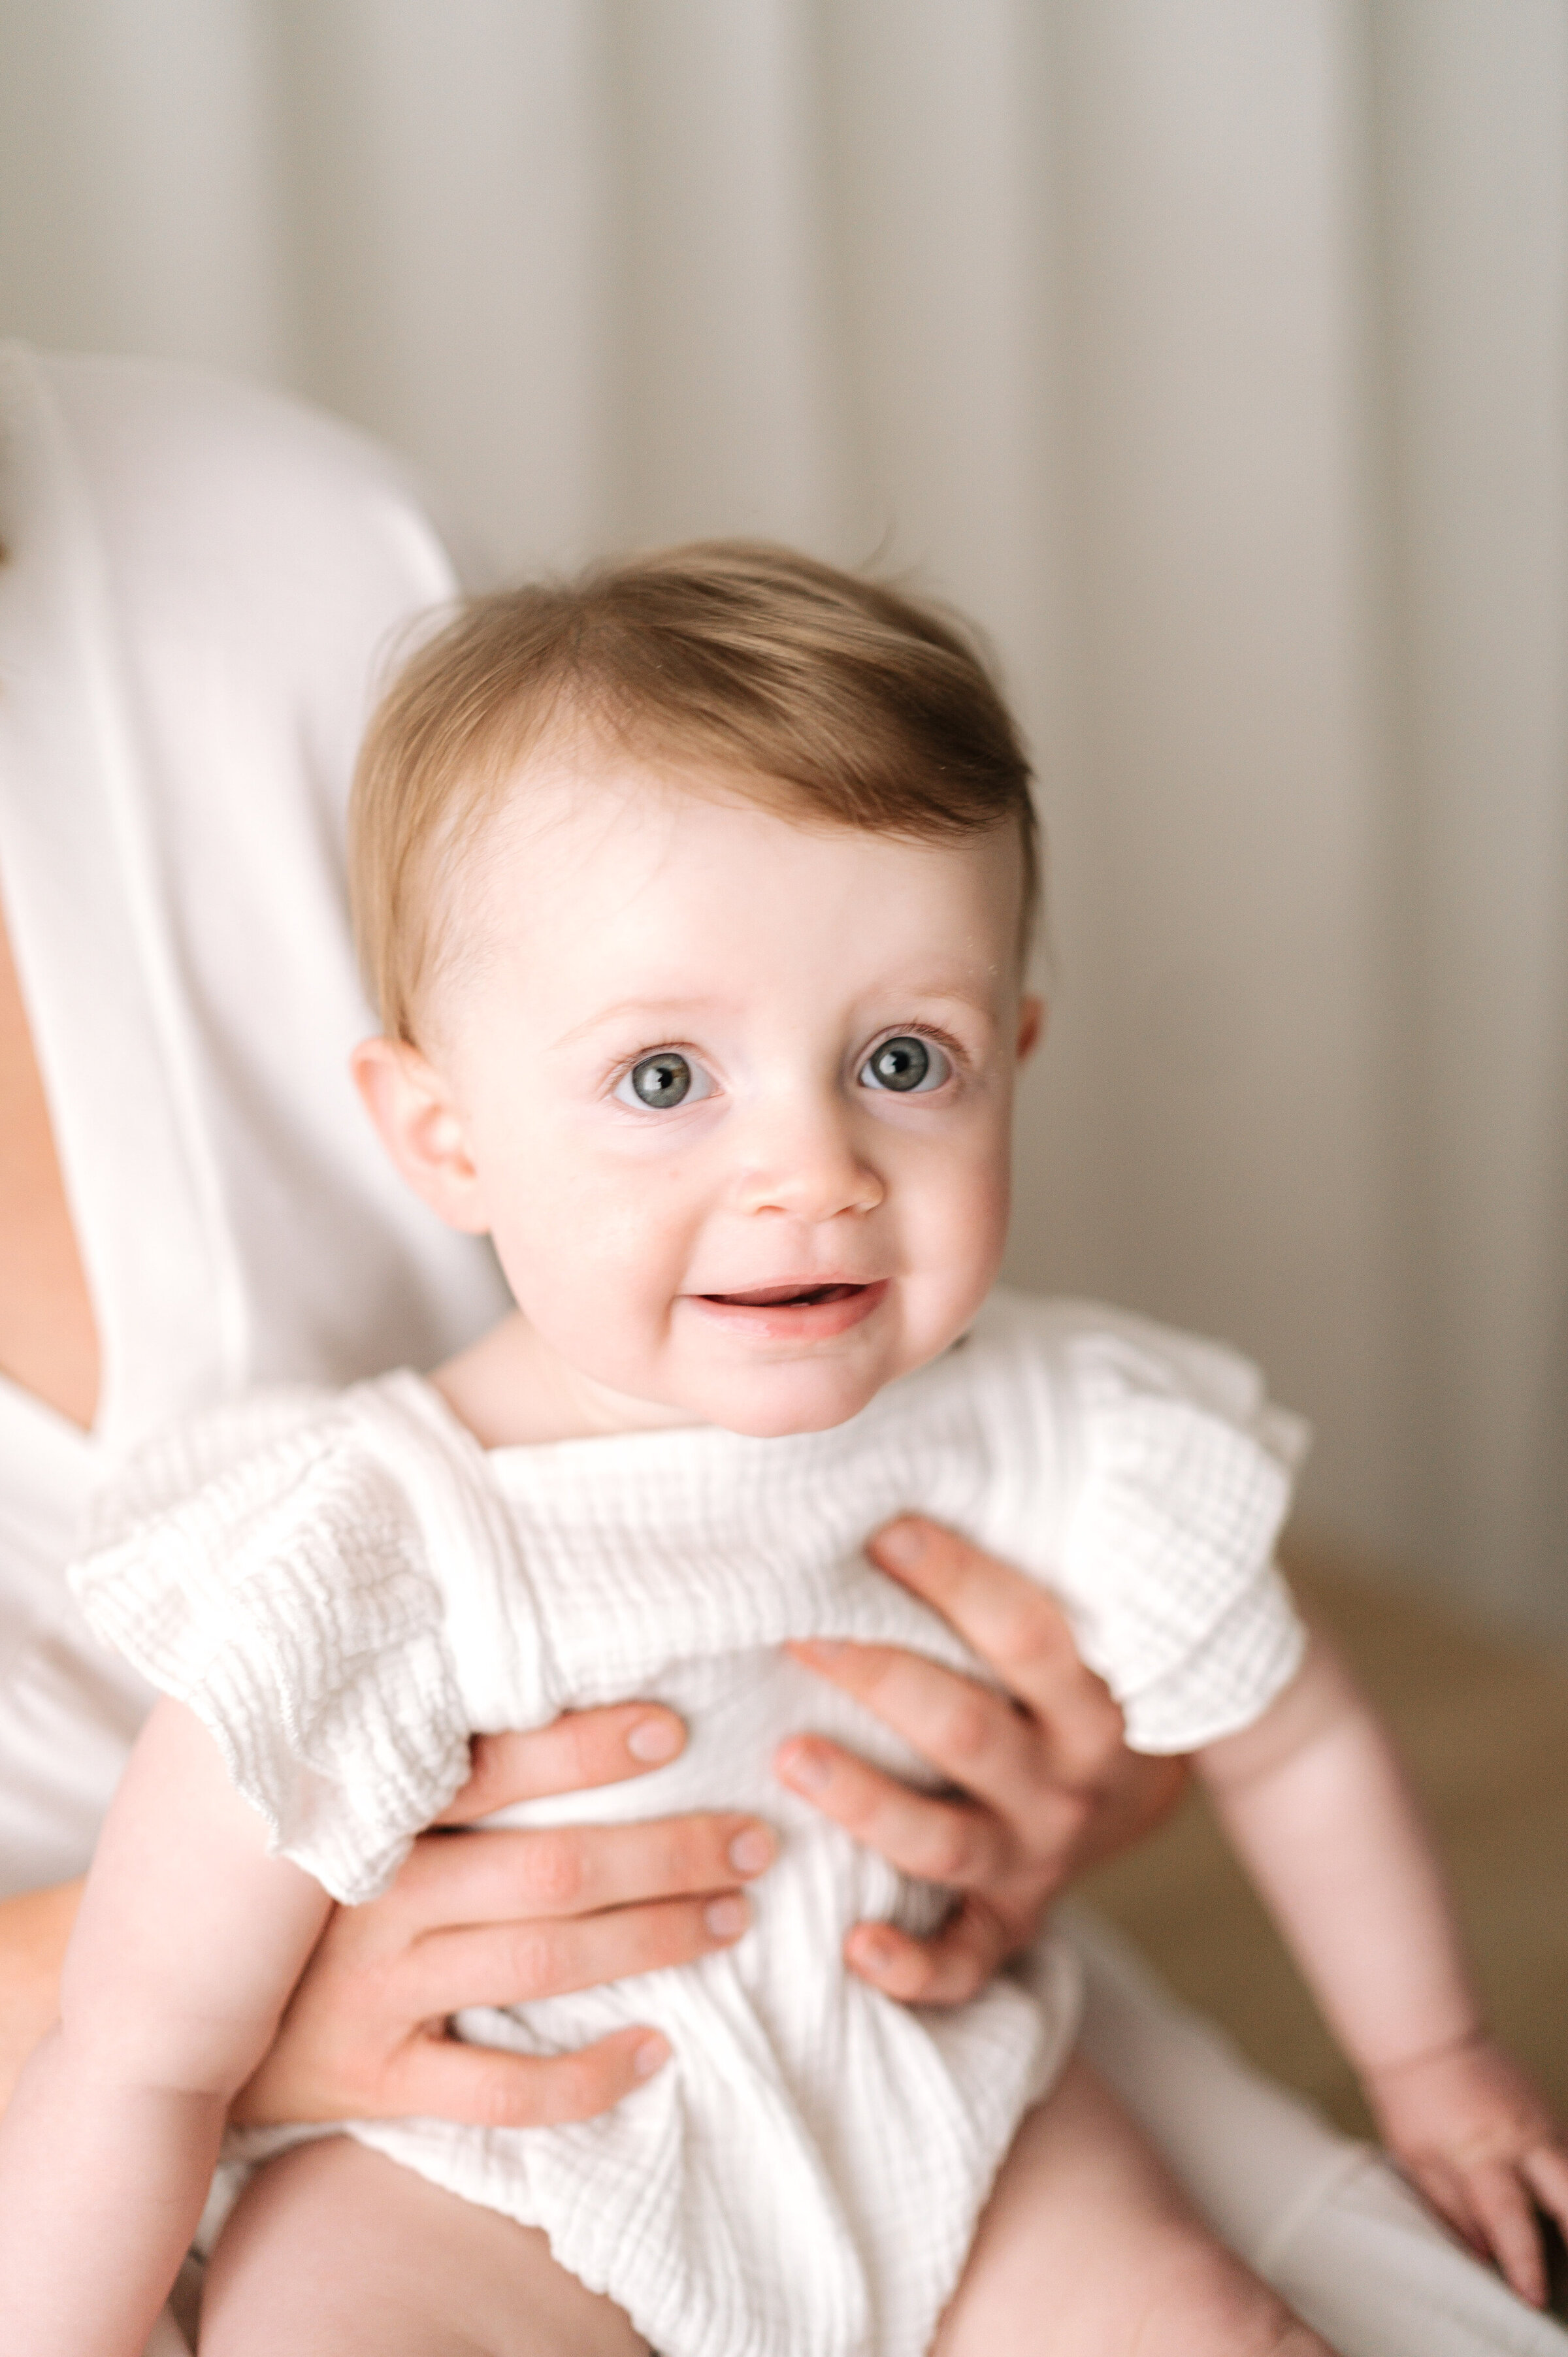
[74,1291,1307,2357]
[0,344,507,1896]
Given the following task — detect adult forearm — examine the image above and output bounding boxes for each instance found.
[0,1877,79,2112]
[0,2024,225,2356]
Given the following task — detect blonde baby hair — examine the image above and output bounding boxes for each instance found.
[350,540,1040,1044]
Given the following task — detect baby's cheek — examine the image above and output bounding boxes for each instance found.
[924,1154,1010,1285]
[519,1180,692,1368]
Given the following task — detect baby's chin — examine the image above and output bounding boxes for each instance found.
[708,1393,872,1441]
[676,1339,958,1440]
[576,1293,992,1440]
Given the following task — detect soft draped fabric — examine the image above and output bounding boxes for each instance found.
[1,1,1561,1633]
[0,344,508,1896]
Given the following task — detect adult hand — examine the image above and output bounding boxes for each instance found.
[233,1702,774,2130]
[779,1517,1186,2007]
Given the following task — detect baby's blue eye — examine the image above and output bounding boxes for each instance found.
[859,1035,949,1094]
[615,1051,709,1111]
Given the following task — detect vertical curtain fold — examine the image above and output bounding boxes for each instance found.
[1,0,1562,1631]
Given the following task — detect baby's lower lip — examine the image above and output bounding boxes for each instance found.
[688,1280,888,1341]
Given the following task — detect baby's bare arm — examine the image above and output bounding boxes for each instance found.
[1198,1636,1477,2069]
[0,1698,331,2357]
[1198,1634,1568,2305]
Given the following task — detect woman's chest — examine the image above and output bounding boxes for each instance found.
[0,902,98,1430]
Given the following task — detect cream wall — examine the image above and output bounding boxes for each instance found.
[2,1,1563,1629]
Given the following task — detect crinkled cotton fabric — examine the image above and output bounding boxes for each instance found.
[75,1292,1307,2357]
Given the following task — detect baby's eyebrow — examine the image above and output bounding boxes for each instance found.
[551,996,730,1052]
[894,971,1000,1007]
[551,974,1004,1054]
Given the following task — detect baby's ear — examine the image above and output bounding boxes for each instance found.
[350,1037,489,1235]
[1016,995,1047,1062]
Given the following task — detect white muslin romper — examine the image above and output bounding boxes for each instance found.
[73,1292,1307,2357]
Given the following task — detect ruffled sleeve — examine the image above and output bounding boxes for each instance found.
[71,1386,473,1903]
[1048,1314,1310,1753]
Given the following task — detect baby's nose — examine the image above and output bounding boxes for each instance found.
[732,1102,884,1221]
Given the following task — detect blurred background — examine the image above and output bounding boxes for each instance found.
[2,0,1564,1640]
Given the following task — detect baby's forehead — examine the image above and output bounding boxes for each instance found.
[419,745,1026,1057]
[459,765,1011,975]
[465,743,1017,908]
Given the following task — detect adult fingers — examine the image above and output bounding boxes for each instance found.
[378,2023,671,2130]
[843,1898,1010,2009]
[391,1812,776,1932]
[401,1893,754,2015]
[866,1520,1128,1784]
[777,1661,1095,1889]
[786,1637,1050,1821]
[1068,1752,1191,1872]
[433,1706,687,1822]
[774,1733,1009,1890]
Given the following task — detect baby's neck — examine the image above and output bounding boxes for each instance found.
[430,1311,702,1449]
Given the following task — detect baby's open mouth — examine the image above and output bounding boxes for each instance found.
[700,1282,868,1309]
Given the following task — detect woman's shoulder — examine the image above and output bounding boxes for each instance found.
[20,347,452,588]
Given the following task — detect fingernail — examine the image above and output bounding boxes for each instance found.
[704,1894,750,1940]
[854,1926,897,1973]
[794,1636,846,1663]
[627,1714,681,1764]
[872,1518,927,1571]
[777,1740,830,1793]
[728,1826,775,1876]
[632,2033,670,2079]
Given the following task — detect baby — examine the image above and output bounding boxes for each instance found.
[1,544,1563,2357]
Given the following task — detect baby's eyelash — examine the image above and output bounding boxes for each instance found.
[606,1044,718,1113]
[871,1022,970,1073]
[605,1041,694,1085]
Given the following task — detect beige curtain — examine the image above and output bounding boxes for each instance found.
[3,1,1563,1632]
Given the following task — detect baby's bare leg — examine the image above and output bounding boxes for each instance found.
[200,2136,648,2357]
[934,2057,1338,2357]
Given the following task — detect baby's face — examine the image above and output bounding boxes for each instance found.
[395,751,1037,1439]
